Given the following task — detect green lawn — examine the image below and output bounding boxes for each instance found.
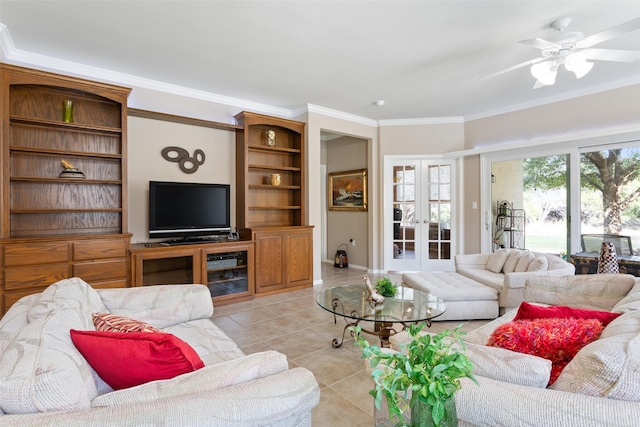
[525,235,567,254]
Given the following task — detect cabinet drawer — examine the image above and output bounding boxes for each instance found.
[3,242,69,267]
[74,259,127,282]
[89,279,128,289]
[5,264,69,290]
[73,239,127,261]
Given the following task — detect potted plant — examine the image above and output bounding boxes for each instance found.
[352,323,477,427]
[375,276,398,298]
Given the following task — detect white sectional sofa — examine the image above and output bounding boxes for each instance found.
[392,273,640,426]
[0,278,320,426]
[455,249,575,311]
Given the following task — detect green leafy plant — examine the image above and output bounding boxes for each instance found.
[375,276,398,298]
[352,323,477,425]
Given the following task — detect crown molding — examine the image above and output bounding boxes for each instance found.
[300,104,378,127]
[378,117,464,127]
[2,23,638,129]
[464,75,640,122]
[0,25,292,119]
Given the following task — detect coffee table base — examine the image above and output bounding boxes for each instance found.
[330,297,432,348]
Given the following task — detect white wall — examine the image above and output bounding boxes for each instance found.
[127,116,235,243]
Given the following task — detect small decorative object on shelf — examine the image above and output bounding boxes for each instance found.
[59,159,85,179]
[266,129,276,146]
[62,99,74,123]
[270,173,281,186]
[597,241,619,274]
[364,274,385,304]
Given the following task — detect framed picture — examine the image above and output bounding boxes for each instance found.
[328,169,368,211]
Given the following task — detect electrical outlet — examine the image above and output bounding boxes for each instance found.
[350,239,356,246]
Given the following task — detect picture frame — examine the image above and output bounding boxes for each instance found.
[328,169,368,211]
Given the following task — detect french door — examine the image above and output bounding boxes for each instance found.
[387,158,455,272]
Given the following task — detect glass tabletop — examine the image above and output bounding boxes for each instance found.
[316,284,446,324]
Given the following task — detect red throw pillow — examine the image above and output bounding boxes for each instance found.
[70,330,204,390]
[514,302,621,326]
[487,318,603,385]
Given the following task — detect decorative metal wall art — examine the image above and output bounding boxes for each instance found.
[161,146,205,174]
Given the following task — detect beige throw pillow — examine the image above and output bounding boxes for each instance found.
[485,249,510,273]
[503,250,524,273]
[515,252,535,272]
[527,256,549,272]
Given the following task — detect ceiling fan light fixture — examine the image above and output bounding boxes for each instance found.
[565,52,594,78]
[530,61,557,85]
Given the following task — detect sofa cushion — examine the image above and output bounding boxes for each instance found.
[164,318,245,364]
[29,277,108,321]
[613,281,640,313]
[503,250,525,273]
[524,274,636,311]
[92,312,162,333]
[91,351,289,407]
[485,248,510,273]
[550,311,640,401]
[463,341,551,388]
[515,252,535,272]
[514,302,621,326]
[0,307,100,414]
[71,330,205,390]
[488,317,604,385]
[527,255,548,272]
[96,285,213,329]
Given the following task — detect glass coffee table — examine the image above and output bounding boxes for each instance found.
[316,284,446,348]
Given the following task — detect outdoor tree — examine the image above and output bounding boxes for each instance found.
[523,148,640,234]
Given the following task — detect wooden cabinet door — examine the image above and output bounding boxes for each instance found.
[286,229,313,288]
[254,231,286,293]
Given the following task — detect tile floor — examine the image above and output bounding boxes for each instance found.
[212,264,490,426]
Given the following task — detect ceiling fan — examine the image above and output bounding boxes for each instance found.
[482,17,640,88]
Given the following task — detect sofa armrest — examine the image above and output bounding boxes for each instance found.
[0,368,319,427]
[456,375,640,427]
[96,284,213,328]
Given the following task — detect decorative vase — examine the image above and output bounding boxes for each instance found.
[410,395,457,427]
[597,241,619,274]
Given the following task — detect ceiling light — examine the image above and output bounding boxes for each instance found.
[565,52,594,78]
[374,100,385,107]
[530,61,557,86]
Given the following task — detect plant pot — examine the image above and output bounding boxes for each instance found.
[410,395,457,427]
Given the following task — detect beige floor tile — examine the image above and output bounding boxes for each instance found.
[312,387,372,427]
[213,262,492,424]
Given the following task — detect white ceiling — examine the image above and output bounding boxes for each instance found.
[1,1,639,122]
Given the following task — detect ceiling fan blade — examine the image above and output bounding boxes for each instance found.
[532,80,546,90]
[480,57,547,81]
[519,37,559,50]
[580,48,640,62]
[576,17,640,48]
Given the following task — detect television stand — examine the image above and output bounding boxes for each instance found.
[130,240,255,306]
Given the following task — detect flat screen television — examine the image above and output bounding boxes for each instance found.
[148,181,231,240]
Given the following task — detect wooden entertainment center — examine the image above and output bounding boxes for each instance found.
[0,65,313,315]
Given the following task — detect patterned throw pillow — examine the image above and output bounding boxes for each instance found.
[92,312,162,333]
[487,318,604,385]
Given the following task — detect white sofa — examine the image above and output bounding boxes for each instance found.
[0,278,320,426]
[455,249,575,311]
[392,273,640,426]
